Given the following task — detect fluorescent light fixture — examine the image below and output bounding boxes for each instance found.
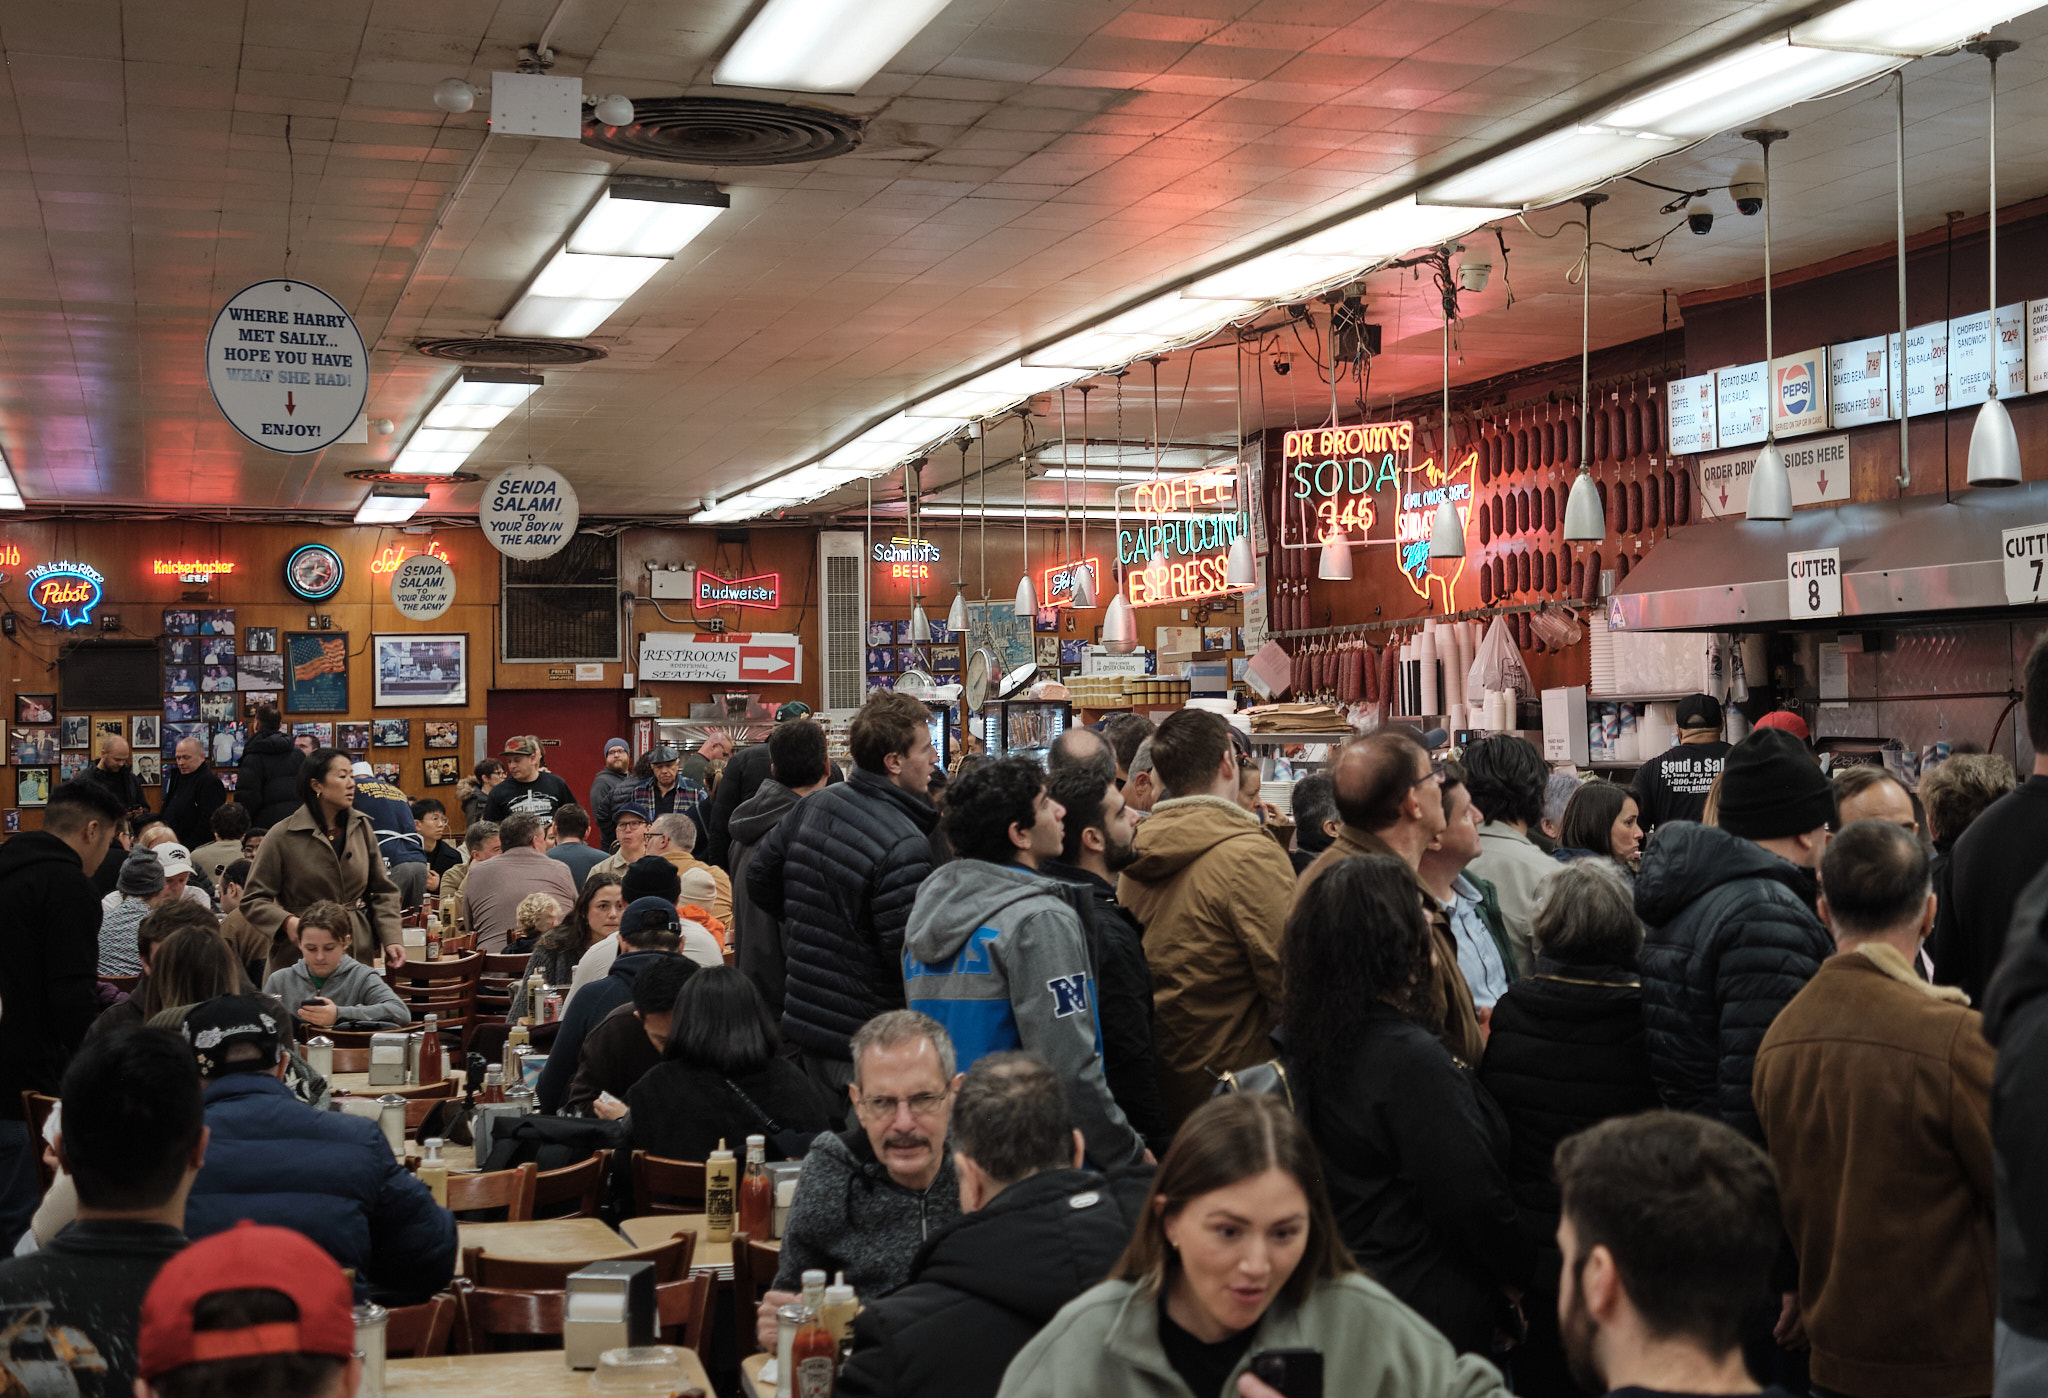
[1037,467,1210,483]
[404,427,490,456]
[391,448,475,476]
[906,361,1077,418]
[0,447,23,510]
[397,369,544,473]
[714,0,953,93]
[1791,0,2038,56]
[1421,125,1678,209]
[1181,249,1365,301]
[529,249,666,301]
[354,492,427,524]
[567,179,728,258]
[915,505,1219,522]
[1599,41,1895,139]
[1296,196,1514,259]
[1023,295,1253,369]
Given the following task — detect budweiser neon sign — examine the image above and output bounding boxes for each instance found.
[696,570,780,609]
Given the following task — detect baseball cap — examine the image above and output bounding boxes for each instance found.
[1675,693,1724,730]
[620,895,685,939]
[501,735,540,757]
[613,803,652,826]
[1752,708,1811,742]
[647,745,679,764]
[604,737,630,755]
[776,701,813,722]
[180,995,283,1078]
[350,759,375,779]
[155,843,196,879]
[137,1222,355,1380]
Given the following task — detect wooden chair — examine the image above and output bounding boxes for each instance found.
[629,1151,706,1215]
[484,952,531,976]
[327,1046,371,1074]
[458,1276,708,1354]
[531,1150,610,1220]
[390,951,483,986]
[731,1232,785,1357]
[384,1293,457,1358]
[402,1089,458,1134]
[446,1163,537,1222]
[20,1093,57,1193]
[470,1233,694,1291]
[656,1275,713,1351]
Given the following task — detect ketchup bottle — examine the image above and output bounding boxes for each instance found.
[416,1013,442,1085]
[737,1134,773,1239]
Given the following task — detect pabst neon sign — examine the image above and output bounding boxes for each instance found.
[27,561,104,628]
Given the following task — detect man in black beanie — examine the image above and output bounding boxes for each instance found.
[1632,726,1834,1144]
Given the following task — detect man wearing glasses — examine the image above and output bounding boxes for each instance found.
[755,1011,963,1349]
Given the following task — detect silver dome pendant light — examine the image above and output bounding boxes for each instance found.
[946,435,970,634]
[1564,193,1610,541]
[1226,336,1257,587]
[905,459,931,643]
[1429,265,1467,560]
[1742,127,1794,521]
[1967,38,2022,488]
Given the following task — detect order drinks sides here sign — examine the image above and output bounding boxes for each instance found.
[638,633,804,685]
[206,280,368,454]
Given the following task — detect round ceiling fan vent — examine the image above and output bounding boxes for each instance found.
[582,97,864,166]
[344,469,480,485]
[414,338,608,366]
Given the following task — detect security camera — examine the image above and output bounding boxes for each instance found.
[371,418,396,435]
[1458,253,1492,293]
[1686,198,1714,235]
[433,78,480,114]
[589,93,635,126]
[1732,182,1764,216]
[1273,352,1293,377]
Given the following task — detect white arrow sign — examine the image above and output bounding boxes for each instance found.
[638,632,804,685]
[742,653,790,674]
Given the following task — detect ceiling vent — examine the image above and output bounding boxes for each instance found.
[581,97,864,166]
[415,338,608,366]
[344,469,481,485]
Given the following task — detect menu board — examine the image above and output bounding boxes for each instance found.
[1667,373,1717,455]
[1714,362,1768,447]
[1830,334,1892,428]
[1770,347,1829,438]
[1952,302,2028,408]
[1899,321,1949,417]
[2030,298,2048,395]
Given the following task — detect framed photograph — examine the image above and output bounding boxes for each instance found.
[198,695,235,724]
[15,694,54,725]
[284,632,350,714]
[291,721,334,749]
[424,720,460,749]
[211,722,247,768]
[161,722,206,761]
[4,811,17,833]
[198,608,235,637]
[200,665,236,694]
[372,763,401,782]
[161,609,201,637]
[371,634,466,707]
[163,694,199,723]
[219,771,237,792]
[932,650,959,674]
[164,666,198,695]
[246,627,278,655]
[242,693,280,719]
[237,653,285,691]
[12,727,56,765]
[338,722,371,752]
[200,635,235,666]
[372,718,411,748]
[866,647,895,673]
[422,756,459,787]
[1035,635,1061,668]
[59,715,90,750]
[95,718,123,741]
[58,753,87,783]
[16,767,49,807]
[131,715,161,750]
[162,637,199,666]
[134,753,160,787]
[867,621,895,648]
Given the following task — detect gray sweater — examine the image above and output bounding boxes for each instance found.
[772,1127,960,1296]
[263,957,411,1030]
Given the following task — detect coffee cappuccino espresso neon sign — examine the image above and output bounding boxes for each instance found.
[1117,466,1252,607]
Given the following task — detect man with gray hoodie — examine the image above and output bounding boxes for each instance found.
[903,757,1146,1169]
[727,718,831,1020]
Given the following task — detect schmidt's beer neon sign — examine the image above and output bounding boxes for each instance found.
[27,561,104,628]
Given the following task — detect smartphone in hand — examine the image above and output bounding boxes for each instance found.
[1249,1349,1322,1398]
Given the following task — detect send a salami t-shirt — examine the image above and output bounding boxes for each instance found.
[1632,740,1733,830]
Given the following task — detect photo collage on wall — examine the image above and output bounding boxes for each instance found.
[866,617,956,695]
[155,608,242,776]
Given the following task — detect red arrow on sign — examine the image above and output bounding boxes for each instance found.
[1817,469,1829,494]
[286,391,296,415]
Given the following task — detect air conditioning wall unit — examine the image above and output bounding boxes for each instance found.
[818,530,867,714]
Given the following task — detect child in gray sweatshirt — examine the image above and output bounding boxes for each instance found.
[262,898,410,1030]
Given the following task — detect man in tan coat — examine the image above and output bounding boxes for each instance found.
[1293,730,1484,1068]
[1754,819,1995,1398]
[1116,710,1293,1131]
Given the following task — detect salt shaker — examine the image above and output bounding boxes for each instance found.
[305,1036,334,1080]
[376,1095,407,1157]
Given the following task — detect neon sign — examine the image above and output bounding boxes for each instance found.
[27,561,104,628]
[370,540,451,575]
[0,545,20,568]
[1039,557,1104,608]
[153,558,236,578]
[1118,466,1252,607]
[873,537,940,583]
[1394,450,1475,610]
[1281,419,1414,548]
[696,571,781,609]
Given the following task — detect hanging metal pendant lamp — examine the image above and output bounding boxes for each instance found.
[905,459,931,642]
[1429,267,1467,560]
[1968,39,2023,487]
[1741,128,1794,521]
[1226,337,1257,588]
[1063,387,1098,607]
[1013,413,1038,617]
[1564,193,1610,542]
[946,437,970,633]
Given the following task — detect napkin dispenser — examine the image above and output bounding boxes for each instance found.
[366,1032,409,1087]
[563,1260,656,1369]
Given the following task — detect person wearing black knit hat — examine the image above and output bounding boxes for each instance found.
[1632,726,1834,1147]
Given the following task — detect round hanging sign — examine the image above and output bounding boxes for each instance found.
[390,554,456,620]
[205,280,368,454]
[480,464,580,560]
[285,543,345,600]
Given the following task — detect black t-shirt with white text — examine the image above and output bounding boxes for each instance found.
[482,771,574,823]
[1632,740,1733,832]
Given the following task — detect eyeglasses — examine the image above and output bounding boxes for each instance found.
[1410,758,1448,790]
[853,1089,951,1120]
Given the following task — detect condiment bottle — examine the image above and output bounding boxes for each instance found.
[704,1139,737,1242]
[503,1023,529,1082]
[416,1138,449,1207]
[792,1272,837,1398]
[424,921,440,961]
[820,1272,858,1361]
[737,1134,772,1239]
[416,1014,442,1085]
[479,1065,505,1104]
[523,972,545,1024]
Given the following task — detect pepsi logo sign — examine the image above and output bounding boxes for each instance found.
[1778,362,1815,416]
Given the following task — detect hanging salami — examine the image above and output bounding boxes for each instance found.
[1672,469,1690,525]
[1645,392,1663,454]
[1627,479,1644,535]
[1478,500,1492,547]
[1645,472,1661,530]
[1543,485,1557,535]
[1519,550,1533,593]
[1564,409,1581,467]
[1572,558,1586,597]
[1625,393,1644,459]
[1543,549,1557,594]
[1617,551,1632,583]
[1595,479,1609,533]
[1583,551,1603,603]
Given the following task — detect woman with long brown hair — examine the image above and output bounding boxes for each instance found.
[997,1093,1505,1398]
[507,872,624,1022]
[240,747,404,973]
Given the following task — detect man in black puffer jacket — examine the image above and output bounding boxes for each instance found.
[1633,728,1834,1143]
[748,692,937,1088]
[728,719,832,1021]
[836,1053,1151,1398]
[236,706,303,826]
[1983,861,2048,1391]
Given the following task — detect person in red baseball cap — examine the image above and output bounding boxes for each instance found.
[1752,708,1811,744]
[136,1221,358,1398]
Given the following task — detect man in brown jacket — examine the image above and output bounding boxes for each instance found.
[1117,710,1293,1131]
[1293,729,1485,1068]
[1754,819,1995,1398]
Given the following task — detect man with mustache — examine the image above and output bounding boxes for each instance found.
[1553,1112,1796,1398]
[755,1011,962,1349]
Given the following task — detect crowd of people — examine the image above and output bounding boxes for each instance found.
[0,648,2045,1398]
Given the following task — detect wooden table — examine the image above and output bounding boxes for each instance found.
[619,1212,781,1280]
[328,1071,465,1099]
[388,1348,713,1398]
[741,1351,773,1398]
[457,1218,630,1263]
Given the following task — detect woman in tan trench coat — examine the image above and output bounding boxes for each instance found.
[241,746,405,973]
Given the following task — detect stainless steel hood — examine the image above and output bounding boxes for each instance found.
[1607,481,2048,632]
